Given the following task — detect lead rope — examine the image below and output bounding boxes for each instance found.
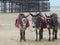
[27,27,36,32]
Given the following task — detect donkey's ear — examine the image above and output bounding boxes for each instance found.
[44,13,47,17]
[29,12,31,15]
[45,14,47,17]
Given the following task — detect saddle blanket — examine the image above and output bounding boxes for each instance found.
[15,18,30,29]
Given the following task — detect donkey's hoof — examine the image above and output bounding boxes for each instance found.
[39,39,42,41]
[49,39,51,41]
[20,39,22,42]
[24,39,26,41]
[35,40,38,41]
[55,37,57,40]
[55,38,57,40]
[52,39,54,41]
[20,40,22,42]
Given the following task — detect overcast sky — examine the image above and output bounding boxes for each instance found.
[50,0,60,6]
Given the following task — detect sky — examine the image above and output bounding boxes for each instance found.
[50,0,60,6]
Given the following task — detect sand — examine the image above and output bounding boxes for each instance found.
[0,13,60,45]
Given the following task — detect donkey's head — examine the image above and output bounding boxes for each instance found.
[32,17,37,28]
[32,16,42,28]
[22,17,27,28]
[45,15,51,28]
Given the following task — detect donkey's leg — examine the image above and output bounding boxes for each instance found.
[23,30,26,41]
[55,29,58,39]
[48,28,51,41]
[22,28,26,41]
[39,29,41,41]
[39,28,43,41]
[20,30,22,42]
[41,28,43,39]
[36,29,38,41]
[52,28,55,41]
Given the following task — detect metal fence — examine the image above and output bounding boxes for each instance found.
[0,0,50,13]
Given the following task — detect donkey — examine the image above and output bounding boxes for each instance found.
[45,13,58,41]
[30,13,43,41]
[18,13,28,42]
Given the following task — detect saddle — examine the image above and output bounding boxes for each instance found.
[15,18,19,28]
[15,18,30,29]
[35,16,46,28]
[40,16,47,28]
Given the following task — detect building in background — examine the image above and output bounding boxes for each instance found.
[0,0,50,13]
